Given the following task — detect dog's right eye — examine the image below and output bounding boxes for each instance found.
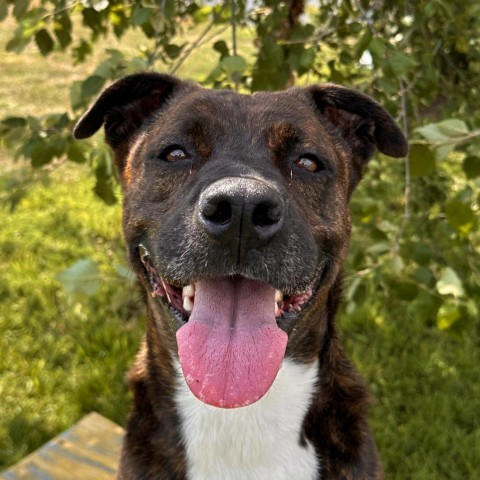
[294,155,329,174]
[159,146,191,162]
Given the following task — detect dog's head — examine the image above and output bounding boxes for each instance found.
[74,73,407,408]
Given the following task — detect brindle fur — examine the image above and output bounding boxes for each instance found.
[74,73,407,479]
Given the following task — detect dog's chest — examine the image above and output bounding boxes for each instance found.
[174,359,320,480]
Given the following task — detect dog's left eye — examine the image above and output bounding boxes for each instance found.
[160,146,190,162]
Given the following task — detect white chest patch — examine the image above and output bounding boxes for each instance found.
[174,359,320,480]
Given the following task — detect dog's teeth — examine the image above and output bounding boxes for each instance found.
[183,296,193,312]
[138,244,150,263]
[275,302,281,317]
[182,284,195,298]
[275,290,283,303]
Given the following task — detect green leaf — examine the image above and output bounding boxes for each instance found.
[436,119,469,137]
[409,143,436,177]
[462,156,480,179]
[67,140,88,164]
[35,28,54,56]
[412,267,436,288]
[445,200,477,235]
[13,0,30,19]
[56,259,100,296]
[93,149,117,205]
[50,137,67,158]
[394,281,418,301]
[132,5,151,26]
[164,43,184,60]
[30,139,56,167]
[82,7,104,34]
[0,117,28,130]
[388,49,418,76]
[6,33,31,54]
[81,75,105,99]
[416,120,469,149]
[436,267,465,298]
[411,242,434,266]
[354,30,372,60]
[416,123,450,143]
[163,0,176,20]
[72,39,93,64]
[221,55,247,75]
[70,81,84,111]
[213,40,229,58]
[437,302,461,331]
[54,12,73,49]
[391,254,404,274]
[369,37,387,59]
[367,241,390,255]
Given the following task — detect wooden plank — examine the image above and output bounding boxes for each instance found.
[1,412,124,480]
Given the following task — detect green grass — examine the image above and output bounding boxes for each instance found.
[1,13,479,479]
[0,167,144,466]
[341,305,480,479]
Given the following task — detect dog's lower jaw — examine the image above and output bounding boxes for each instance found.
[175,358,320,480]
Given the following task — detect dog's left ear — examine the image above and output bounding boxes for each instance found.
[73,72,196,171]
[300,84,408,187]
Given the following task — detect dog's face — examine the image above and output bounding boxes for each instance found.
[75,73,407,409]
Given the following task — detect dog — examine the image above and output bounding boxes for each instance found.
[74,73,407,480]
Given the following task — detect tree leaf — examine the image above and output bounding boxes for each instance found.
[437,302,461,331]
[34,28,54,56]
[388,49,418,76]
[394,281,418,301]
[462,156,480,179]
[30,140,56,167]
[213,40,229,58]
[409,143,436,177]
[81,75,105,99]
[54,12,73,49]
[436,268,465,298]
[445,200,477,235]
[56,259,100,296]
[66,140,88,164]
[221,55,247,75]
[132,5,151,26]
[13,0,30,19]
[436,119,469,137]
[416,123,450,143]
[0,117,27,130]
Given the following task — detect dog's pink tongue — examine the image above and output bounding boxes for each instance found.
[176,277,287,408]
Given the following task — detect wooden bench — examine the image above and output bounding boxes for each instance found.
[1,412,124,480]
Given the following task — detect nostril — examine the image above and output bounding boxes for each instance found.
[202,200,232,225]
[252,202,283,228]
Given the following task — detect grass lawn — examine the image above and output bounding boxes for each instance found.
[1,14,479,480]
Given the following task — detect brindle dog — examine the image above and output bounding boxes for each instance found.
[74,73,407,480]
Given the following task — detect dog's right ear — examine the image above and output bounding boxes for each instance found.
[73,73,193,169]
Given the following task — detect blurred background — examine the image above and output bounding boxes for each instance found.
[0,1,479,478]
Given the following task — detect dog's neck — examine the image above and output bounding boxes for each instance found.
[174,358,320,480]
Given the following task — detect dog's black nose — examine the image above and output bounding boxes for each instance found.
[198,177,285,259]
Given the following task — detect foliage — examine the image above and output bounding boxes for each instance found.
[1,0,478,335]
